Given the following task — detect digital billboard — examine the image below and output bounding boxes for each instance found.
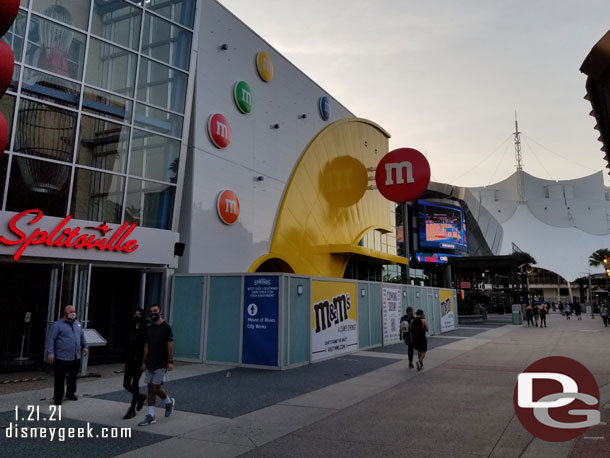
[418,201,467,252]
[415,252,462,264]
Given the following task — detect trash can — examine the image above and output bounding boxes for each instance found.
[511,304,523,325]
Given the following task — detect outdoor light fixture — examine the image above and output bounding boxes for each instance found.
[416,291,420,298]
[296,285,303,295]
[361,288,366,297]
[403,291,406,297]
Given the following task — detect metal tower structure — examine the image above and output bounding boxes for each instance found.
[514,113,525,203]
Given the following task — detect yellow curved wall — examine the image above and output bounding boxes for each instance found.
[250,118,396,277]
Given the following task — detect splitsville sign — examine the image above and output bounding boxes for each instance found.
[0,209,139,261]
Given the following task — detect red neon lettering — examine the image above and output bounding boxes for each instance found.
[0,209,44,247]
[46,216,71,246]
[122,239,139,253]
[0,209,141,260]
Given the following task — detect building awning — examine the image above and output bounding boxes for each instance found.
[328,244,408,265]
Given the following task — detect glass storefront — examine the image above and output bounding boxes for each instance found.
[0,0,196,370]
[1,0,195,230]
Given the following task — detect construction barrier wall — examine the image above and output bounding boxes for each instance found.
[170,273,458,369]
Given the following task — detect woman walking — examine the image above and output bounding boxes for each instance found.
[410,309,429,371]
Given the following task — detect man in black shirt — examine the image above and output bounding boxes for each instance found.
[399,307,415,368]
[138,304,175,426]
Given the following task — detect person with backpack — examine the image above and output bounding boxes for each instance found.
[399,307,415,369]
[411,309,429,371]
[532,303,540,327]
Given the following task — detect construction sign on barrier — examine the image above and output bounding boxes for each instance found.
[311,281,358,362]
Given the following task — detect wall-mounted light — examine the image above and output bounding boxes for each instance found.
[297,285,303,296]
[403,291,407,297]
[253,176,264,182]
[220,43,228,50]
[271,123,280,129]
[361,288,366,297]
[416,291,420,298]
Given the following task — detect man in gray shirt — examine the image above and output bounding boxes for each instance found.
[48,305,88,406]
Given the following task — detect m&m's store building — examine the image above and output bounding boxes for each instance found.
[0,0,461,371]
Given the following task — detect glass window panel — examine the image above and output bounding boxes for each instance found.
[142,13,191,70]
[0,95,16,150]
[15,99,77,163]
[21,1,29,7]
[0,154,7,206]
[130,129,179,182]
[32,0,91,31]
[137,58,187,113]
[25,14,86,81]
[146,0,196,29]
[71,168,124,224]
[91,0,142,51]
[2,9,27,62]
[78,116,129,173]
[125,178,175,229]
[22,67,81,108]
[6,157,70,216]
[134,103,183,138]
[83,86,133,123]
[86,38,137,97]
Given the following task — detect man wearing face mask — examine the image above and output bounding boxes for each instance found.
[47,305,88,406]
[138,304,175,426]
[121,308,147,419]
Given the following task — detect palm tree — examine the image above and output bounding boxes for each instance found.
[588,248,610,268]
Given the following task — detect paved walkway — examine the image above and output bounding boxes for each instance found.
[0,313,608,457]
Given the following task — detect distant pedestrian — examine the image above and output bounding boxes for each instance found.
[539,303,548,328]
[574,302,582,320]
[138,305,175,426]
[399,307,415,369]
[122,308,147,419]
[532,303,540,327]
[551,302,557,312]
[601,304,609,327]
[525,303,534,327]
[558,302,564,315]
[47,305,88,406]
[411,309,429,371]
[565,303,572,320]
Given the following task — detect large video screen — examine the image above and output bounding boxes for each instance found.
[418,201,467,252]
[415,252,462,264]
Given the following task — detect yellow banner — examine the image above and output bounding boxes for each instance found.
[439,289,456,332]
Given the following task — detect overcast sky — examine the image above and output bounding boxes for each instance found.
[218,0,610,187]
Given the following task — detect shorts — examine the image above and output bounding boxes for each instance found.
[144,368,166,385]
